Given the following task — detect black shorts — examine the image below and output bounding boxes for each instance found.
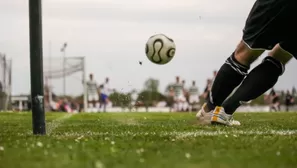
[243,0,297,57]
[272,97,279,104]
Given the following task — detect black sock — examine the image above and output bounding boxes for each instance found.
[222,56,285,114]
[206,52,249,111]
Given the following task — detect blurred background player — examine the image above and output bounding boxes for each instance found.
[268,88,280,112]
[212,70,217,79]
[203,71,217,100]
[202,78,212,100]
[167,86,175,112]
[86,73,99,112]
[172,76,186,111]
[285,90,294,112]
[188,81,200,112]
[181,79,189,111]
[130,89,139,112]
[99,77,113,112]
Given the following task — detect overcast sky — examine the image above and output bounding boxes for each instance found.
[1,0,296,96]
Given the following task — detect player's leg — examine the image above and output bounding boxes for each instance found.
[213,44,294,125]
[87,95,94,112]
[202,0,295,115]
[196,40,263,118]
[191,96,199,112]
[100,94,106,112]
[94,94,100,112]
[173,97,178,111]
[202,0,281,114]
[105,96,111,111]
[208,0,297,125]
[180,95,187,112]
[183,99,189,112]
[176,95,182,111]
[103,95,109,112]
[189,96,194,112]
[204,41,264,112]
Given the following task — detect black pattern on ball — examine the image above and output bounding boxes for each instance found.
[151,39,163,64]
[167,48,175,57]
[145,44,148,54]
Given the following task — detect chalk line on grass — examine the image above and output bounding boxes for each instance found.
[52,129,297,139]
[47,113,74,134]
[113,117,141,126]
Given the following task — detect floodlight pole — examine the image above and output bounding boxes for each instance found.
[61,43,67,97]
[29,0,46,135]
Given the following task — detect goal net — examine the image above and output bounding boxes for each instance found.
[0,53,12,111]
[43,56,87,112]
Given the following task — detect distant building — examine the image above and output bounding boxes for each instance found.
[11,95,30,111]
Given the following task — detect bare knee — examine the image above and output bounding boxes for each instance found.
[268,44,293,65]
[234,40,265,66]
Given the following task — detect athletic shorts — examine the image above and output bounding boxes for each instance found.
[174,95,186,102]
[189,95,199,104]
[100,93,108,102]
[243,0,297,57]
[88,94,99,101]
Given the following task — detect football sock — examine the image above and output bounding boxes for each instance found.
[183,102,188,111]
[178,102,183,111]
[222,56,284,114]
[206,52,249,111]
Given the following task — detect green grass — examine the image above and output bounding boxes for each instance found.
[1,112,297,168]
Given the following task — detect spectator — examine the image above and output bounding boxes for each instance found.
[0,81,3,92]
[202,78,212,99]
[167,86,175,112]
[213,70,217,78]
[269,88,280,112]
[285,90,294,112]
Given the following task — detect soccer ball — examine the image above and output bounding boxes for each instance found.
[145,34,176,65]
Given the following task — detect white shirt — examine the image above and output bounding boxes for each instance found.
[172,82,183,97]
[86,80,97,95]
[101,82,111,96]
[189,86,199,96]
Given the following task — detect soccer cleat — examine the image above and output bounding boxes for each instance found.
[196,103,214,125]
[196,103,207,119]
[211,106,241,126]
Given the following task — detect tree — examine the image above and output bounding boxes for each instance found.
[137,78,167,108]
[109,92,131,107]
[137,90,167,107]
[144,78,160,92]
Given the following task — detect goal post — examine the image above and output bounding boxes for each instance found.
[43,56,87,112]
[29,0,46,135]
[0,53,12,111]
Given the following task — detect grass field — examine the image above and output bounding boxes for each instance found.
[1,112,297,168]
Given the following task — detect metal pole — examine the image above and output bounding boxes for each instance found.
[29,0,46,135]
[48,41,52,104]
[63,49,66,97]
[62,43,67,97]
[82,57,87,112]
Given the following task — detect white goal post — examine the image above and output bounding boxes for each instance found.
[43,56,87,112]
[0,53,12,111]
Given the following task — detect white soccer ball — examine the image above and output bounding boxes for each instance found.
[145,34,176,65]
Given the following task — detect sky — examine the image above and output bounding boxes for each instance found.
[0,0,296,96]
